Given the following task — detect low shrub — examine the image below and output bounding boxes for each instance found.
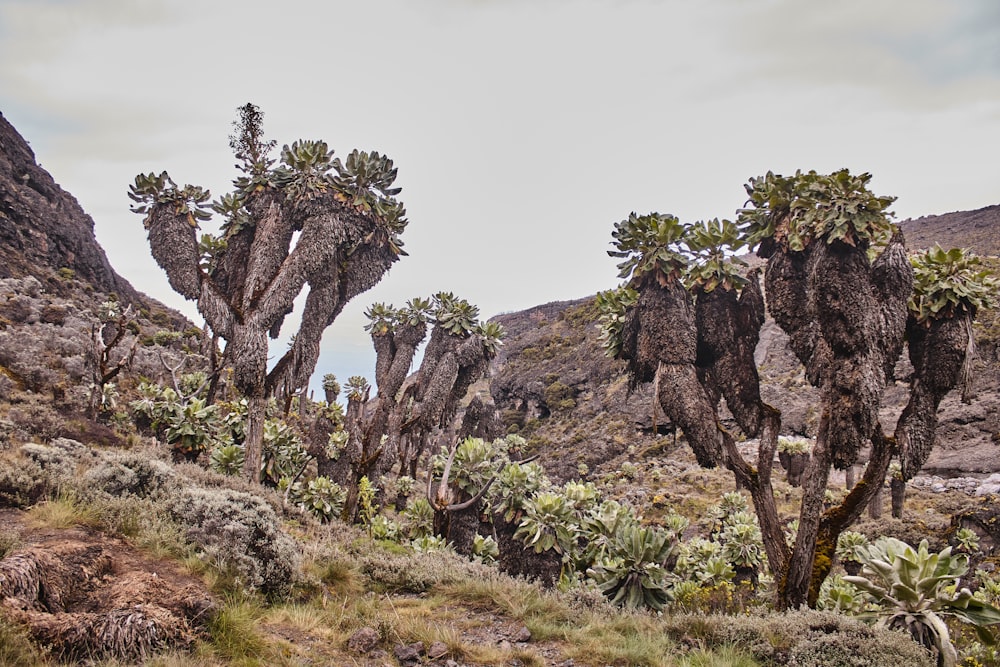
[168,486,300,598]
[80,451,178,500]
[0,453,50,508]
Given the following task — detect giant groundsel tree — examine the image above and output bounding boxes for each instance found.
[129,104,408,481]
[602,169,997,609]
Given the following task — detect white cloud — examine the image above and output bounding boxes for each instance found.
[1,0,998,393]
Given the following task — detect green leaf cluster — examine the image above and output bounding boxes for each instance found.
[586,522,676,611]
[492,459,550,523]
[363,297,435,335]
[596,287,638,359]
[290,475,346,523]
[683,218,748,293]
[514,490,578,554]
[909,245,999,323]
[609,212,689,282]
[476,321,506,357]
[737,169,896,252]
[433,292,481,336]
[345,376,370,401]
[128,171,212,229]
[163,397,219,455]
[209,443,245,476]
[431,437,501,496]
[844,537,1000,666]
[273,139,337,199]
[261,418,308,485]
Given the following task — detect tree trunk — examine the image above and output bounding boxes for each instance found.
[868,486,883,519]
[780,409,832,609]
[890,478,906,519]
[845,465,857,490]
[242,391,266,483]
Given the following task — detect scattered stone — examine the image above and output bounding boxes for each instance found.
[347,627,380,654]
[427,641,448,659]
[393,641,423,663]
[976,484,1000,497]
[513,626,532,643]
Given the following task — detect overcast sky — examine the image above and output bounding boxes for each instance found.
[2,0,998,392]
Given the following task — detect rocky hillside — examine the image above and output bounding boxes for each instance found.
[490,211,1000,480]
[0,112,186,331]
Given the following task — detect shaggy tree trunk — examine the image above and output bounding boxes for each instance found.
[243,392,266,483]
[890,478,906,519]
[868,486,883,519]
[144,186,401,484]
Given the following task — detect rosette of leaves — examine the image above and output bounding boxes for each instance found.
[164,397,218,457]
[674,537,724,581]
[272,139,337,199]
[403,497,435,539]
[363,302,398,335]
[844,537,1000,666]
[210,191,251,238]
[209,443,246,476]
[954,528,980,555]
[586,523,675,611]
[218,398,249,444]
[777,436,811,455]
[331,149,402,209]
[836,530,871,576]
[476,321,506,357]
[697,556,736,586]
[578,499,639,568]
[707,491,751,533]
[261,419,309,485]
[345,376,370,402]
[198,232,227,273]
[294,476,346,522]
[514,491,579,555]
[737,169,896,254]
[720,520,764,571]
[97,298,122,323]
[492,460,550,523]
[817,573,865,613]
[662,512,690,541]
[411,535,450,553]
[128,171,212,229]
[432,437,499,495]
[596,286,638,358]
[391,474,412,496]
[400,297,433,325]
[433,292,480,336]
[683,218,748,293]
[369,515,401,541]
[608,212,689,283]
[561,480,600,515]
[130,381,178,431]
[321,373,341,403]
[472,534,500,564]
[325,429,349,461]
[908,245,999,323]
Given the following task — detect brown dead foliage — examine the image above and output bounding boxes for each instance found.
[0,510,214,662]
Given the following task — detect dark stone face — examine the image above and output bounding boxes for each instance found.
[0,114,137,300]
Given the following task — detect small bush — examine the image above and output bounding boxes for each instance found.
[0,453,50,508]
[81,452,178,500]
[168,486,300,598]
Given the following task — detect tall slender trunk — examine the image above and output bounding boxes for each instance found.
[243,391,266,483]
[781,407,832,609]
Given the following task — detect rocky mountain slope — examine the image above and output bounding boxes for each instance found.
[490,211,1000,480]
